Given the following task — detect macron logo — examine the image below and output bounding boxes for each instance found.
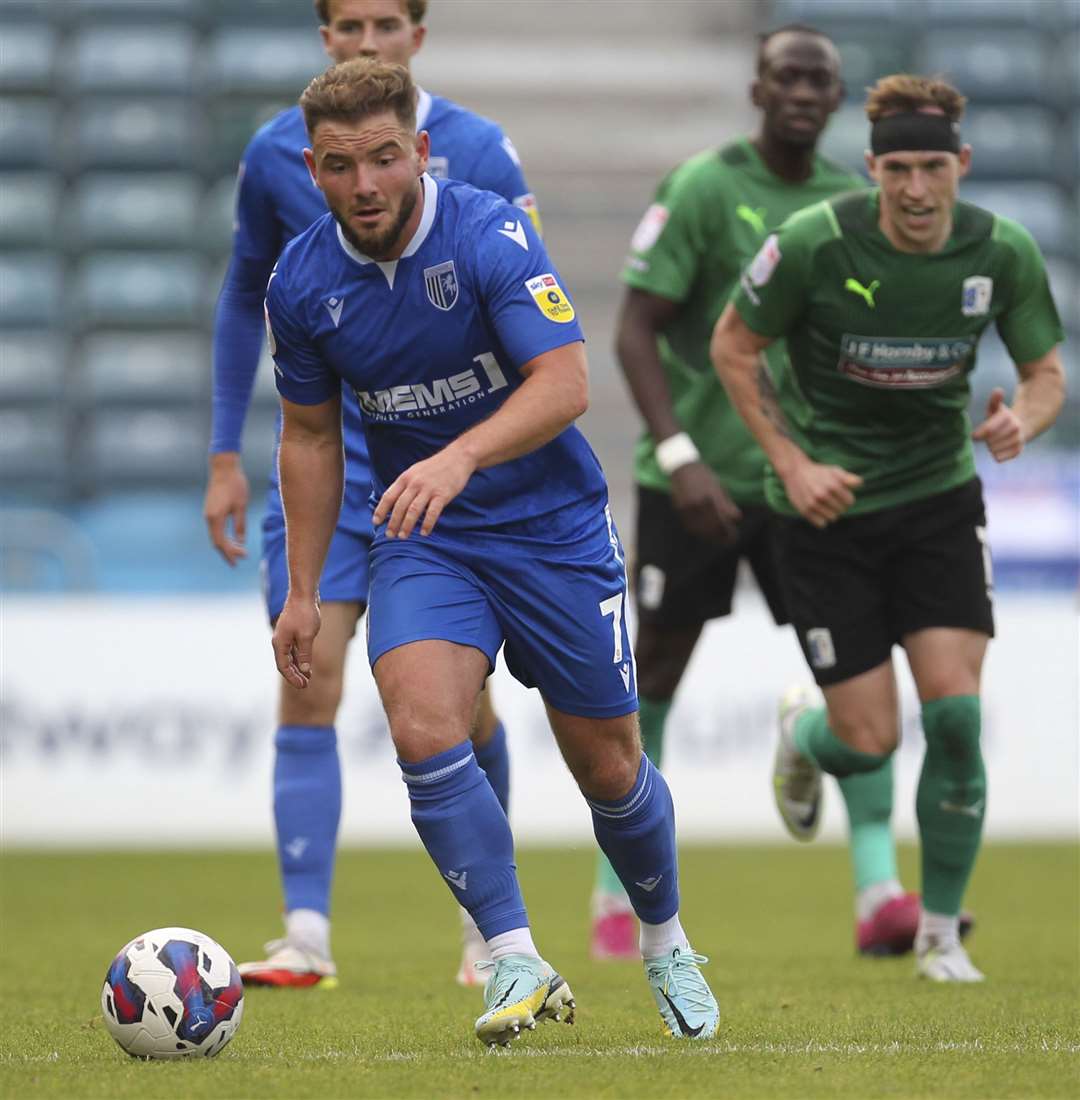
[619,662,631,692]
[444,869,468,891]
[635,875,663,893]
[284,836,309,861]
[497,219,528,251]
[324,296,344,328]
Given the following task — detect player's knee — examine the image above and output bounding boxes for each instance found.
[828,707,899,757]
[571,732,641,801]
[279,670,344,727]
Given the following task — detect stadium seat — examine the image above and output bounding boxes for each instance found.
[71,25,197,94]
[75,330,206,404]
[206,29,327,96]
[1044,258,1079,332]
[242,406,281,481]
[207,99,293,175]
[0,331,65,403]
[66,0,200,19]
[79,408,208,490]
[0,252,61,327]
[962,107,1058,183]
[70,98,201,171]
[208,0,321,26]
[1061,31,1080,108]
[819,104,870,176]
[72,252,205,328]
[768,0,908,25]
[0,23,56,92]
[833,34,912,101]
[919,31,1049,106]
[0,408,68,489]
[0,97,57,169]
[0,172,60,247]
[961,182,1079,263]
[924,0,1056,28]
[200,174,239,253]
[67,173,202,249]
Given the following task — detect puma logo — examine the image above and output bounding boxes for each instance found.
[736,204,768,235]
[845,277,880,308]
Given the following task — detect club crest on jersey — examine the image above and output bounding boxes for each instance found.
[424,260,459,311]
[961,276,993,317]
[525,273,575,323]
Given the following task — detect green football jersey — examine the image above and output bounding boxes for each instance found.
[622,138,861,504]
[733,190,1064,515]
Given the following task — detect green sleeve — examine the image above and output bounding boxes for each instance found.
[993,215,1065,364]
[620,164,706,303]
[731,204,824,338]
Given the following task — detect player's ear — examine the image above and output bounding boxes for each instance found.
[864,150,878,181]
[318,24,332,58]
[415,129,430,174]
[957,144,973,179]
[303,147,319,186]
[410,22,426,56]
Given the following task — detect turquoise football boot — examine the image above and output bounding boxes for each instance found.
[644,945,719,1039]
[473,955,575,1048]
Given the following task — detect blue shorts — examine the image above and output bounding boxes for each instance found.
[260,480,373,622]
[366,505,637,719]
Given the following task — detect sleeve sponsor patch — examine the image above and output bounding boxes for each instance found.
[747,233,781,287]
[630,203,669,254]
[525,273,576,323]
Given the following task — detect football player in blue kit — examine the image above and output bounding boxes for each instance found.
[203,0,541,989]
[267,58,721,1047]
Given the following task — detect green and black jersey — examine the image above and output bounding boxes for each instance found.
[622,138,861,504]
[732,189,1064,515]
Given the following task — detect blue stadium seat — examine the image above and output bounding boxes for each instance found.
[0,23,55,92]
[961,182,1078,262]
[0,408,67,489]
[833,34,912,101]
[80,409,208,489]
[208,99,292,174]
[1061,31,1080,107]
[920,31,1049,106]
[0,252,61,327]
[75,330,206,404]
[71,25,197,94]
[201,174,239,253]
[67,173,202,249]
[66,0,200,19]
[71,99,201,171]
[73,252,205,327]
[962,107,1058,183]
[208,0,321,26]
[0,97,57,169]
[768,0,908,25]
[0,331,65,403]
[0,172,60,247]
[924,0,1056,28]
[207,29,328,95]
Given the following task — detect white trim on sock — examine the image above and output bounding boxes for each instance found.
[486,927,540,961]
[639,912,688,959]
[286,908,330,959]
[917,908,961,951]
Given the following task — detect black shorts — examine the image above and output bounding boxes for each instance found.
[773,477,995,687]
[633,484,789,628]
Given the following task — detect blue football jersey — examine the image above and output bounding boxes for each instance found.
[225,90,537,491]
[267,175,607,534]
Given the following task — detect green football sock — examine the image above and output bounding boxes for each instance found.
[917,695,985,916]
[838,757,899,893]
[594,696,671,898]
[793,706,890,777]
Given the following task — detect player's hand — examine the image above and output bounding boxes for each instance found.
[972,387,1024,462]
[373,445,477,539]
[783,459,863,529]
[669,461,742,543]
[204,453,249,566]
[271,595,320,689]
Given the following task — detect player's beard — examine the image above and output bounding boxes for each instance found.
[336,182,420,260]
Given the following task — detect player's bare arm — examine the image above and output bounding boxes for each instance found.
[272,394,344,688]
[711,302,861,528]
[615,288,740,543]
[374,341,589,539]
[972,347,1066,463]
[203,452,250,566]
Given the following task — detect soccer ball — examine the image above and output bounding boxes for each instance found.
[101,926,244,1059]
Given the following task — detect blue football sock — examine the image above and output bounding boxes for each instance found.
[400,740,528,939]
[273,725,342,916]
[586,754,679,925]
[473,721,510,817]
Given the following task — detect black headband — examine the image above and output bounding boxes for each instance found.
[870,112,961,156]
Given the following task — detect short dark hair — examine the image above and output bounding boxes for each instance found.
[756,23,835,75]
[314,0,427,27]
[300,57,417,138]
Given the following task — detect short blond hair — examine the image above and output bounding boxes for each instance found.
[300,57,417,138]
[314,0,427,25]
[865,74,966,122]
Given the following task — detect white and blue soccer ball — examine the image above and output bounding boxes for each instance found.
[101,926,244,1059]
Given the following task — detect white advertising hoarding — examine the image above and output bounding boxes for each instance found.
[2,592,1076,845]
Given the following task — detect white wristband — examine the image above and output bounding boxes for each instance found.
[655,431,700,476]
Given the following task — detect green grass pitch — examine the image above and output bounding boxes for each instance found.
[2,843,1077,1098]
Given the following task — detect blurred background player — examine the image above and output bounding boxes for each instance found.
[268,56,720,1046]
[598,25,928,960]
[202,0,541,990]
[713,73,1065,981]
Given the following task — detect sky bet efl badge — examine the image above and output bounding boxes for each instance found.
[526,273,575,323]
